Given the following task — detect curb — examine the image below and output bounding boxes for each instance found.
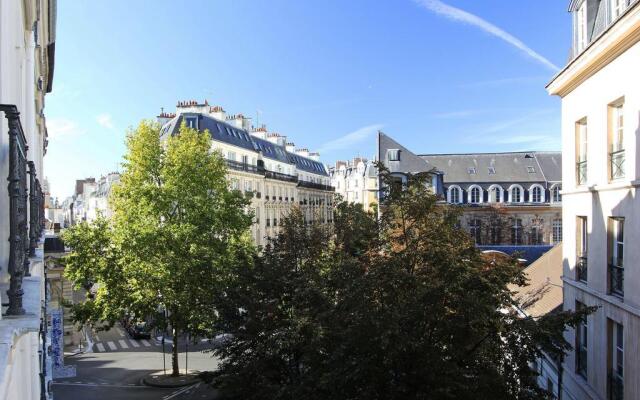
[141,372,201,388]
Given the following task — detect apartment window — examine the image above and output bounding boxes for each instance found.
[467,167,476,175]
[449,187,461,204]
[608,217,624,296]
[609,321,624,400]
[255,208,260,224]
[185,116,198,129]
[488,167,496,175]
[469,187,481,204]
[609,102,625,180]
[242,154,249,165]
[576,302,588,379]
[577,216,588,282]
[489,186,501,203]
[511,218,523,245]
[388,149,400,162]
[527,166,536,173]
[529,219,543,245]
[552,219,562,244]
[552,186,562,203]
[612,0,629,19]
[227,151,236,162]
[489,219,502,245]
[230,178,240,191]
[577,2,588,52]
[531,186,543,203]
[576,119,588,185]
[469,218,482,245]
[510,186,522,203]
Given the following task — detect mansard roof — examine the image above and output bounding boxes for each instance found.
[419,151,561,184]
[160,113,328,177]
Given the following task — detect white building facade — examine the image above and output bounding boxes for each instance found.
[329,158,378,212]
[159,101,334,247]
[548,1,640,399]
[0,0,57,399]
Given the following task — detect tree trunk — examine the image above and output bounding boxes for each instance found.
[171,327,180,377]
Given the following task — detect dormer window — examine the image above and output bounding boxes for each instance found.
[612,0,629,19]
[468,167,476,174]
[527,166,536,173]
[185,116,198,129]
[576,1,588,52]
[388,149,400,162]
[488,167,496,175]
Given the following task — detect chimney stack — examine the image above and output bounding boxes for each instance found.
[286,142,296,153]
[227,114,251,130]
[209,105,226,121]
[309,152,320,161]
[251,125,267,139]
[295,148,310,158]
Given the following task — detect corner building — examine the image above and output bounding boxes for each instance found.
[548,1,640,399]
[158,101,334,247]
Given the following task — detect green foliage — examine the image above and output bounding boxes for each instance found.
[213,166,592,400]
[63,121,254,375]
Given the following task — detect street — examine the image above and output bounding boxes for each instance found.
[52,324,221,400]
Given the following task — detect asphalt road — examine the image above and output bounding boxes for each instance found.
[52,323,221,400]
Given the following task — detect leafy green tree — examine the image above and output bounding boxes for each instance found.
[213,166,592,399]
[63,121,254,376]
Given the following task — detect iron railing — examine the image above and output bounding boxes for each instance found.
[610,149,625,180]
[576,160,588,185]
[225,159,262,174]
[609,262,624,297]
[264,170,298,183]
[1,104,29,315]
[297,180,335,191]
[576,256,588,283]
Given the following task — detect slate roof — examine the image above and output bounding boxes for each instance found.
[478,245,554,267]
[419,152,561,184]
[378,132,433,174]
[161,113,328,177]
[507,244,563,317]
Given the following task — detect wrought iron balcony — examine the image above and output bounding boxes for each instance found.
[264,170,298,183]
[225,159,262,175]
[609,262,624,297]
[297,180,335,191]
[610,149,625,180]
[1,104,29,315]
[576,256,588,283]
[576,160,588,185]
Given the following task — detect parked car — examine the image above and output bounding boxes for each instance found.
[126,320,151,339]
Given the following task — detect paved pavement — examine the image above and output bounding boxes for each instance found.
[52,323,221,400]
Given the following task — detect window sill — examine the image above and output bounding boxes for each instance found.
[563,277,640,317]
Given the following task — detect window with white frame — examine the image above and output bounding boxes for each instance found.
[552,185,562,203]
[185,116,198,129]
[449,186,461,204]
[469,218,482,244]
[576,119,588,185]
[227,151,236,162]
[388,149,400,162]
[577,2,588,52]
[552,218,562,244]
[609,320,624,399]
[531,186,543,203]
[612,0,629,19]
[489,186,501,203]
[470,187,481,204]
[609,102,625,180]
[511,218,523,245]
[510,186,522,203]
[529,219,544,245]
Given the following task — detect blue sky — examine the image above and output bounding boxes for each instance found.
[45,0,572,199]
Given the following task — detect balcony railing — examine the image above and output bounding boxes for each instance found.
[610,149,625,180]
[297,180,335,191]
[609,373,624,400]
[576,256,588,283]
[576,160,588,185]
[225,159,262,175]
[1,104,30,315]
[264,170,298,183]
[609,262,624,297]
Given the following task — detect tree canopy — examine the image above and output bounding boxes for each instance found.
[212,167,590,400]
[63,121,254,376]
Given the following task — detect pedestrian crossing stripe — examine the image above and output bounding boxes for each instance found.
[130,340,140,347]
[118,339,129,349]
[141,339,151,347]
[107,341,117,350]
[96,343,106,352]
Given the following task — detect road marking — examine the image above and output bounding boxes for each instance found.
[141,339,151,347]
[116,327,125,337]
[96,343,106,352]
[107,341,117,351]
[163,383,199,400]
[118,339,129,349]
[94,333,100,342]
[129,339,140,348]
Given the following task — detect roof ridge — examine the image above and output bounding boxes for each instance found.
[419,151,560,157]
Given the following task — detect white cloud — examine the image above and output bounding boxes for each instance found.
[317,124,383,153]
[46,118,86,140]
[414,0,559,71]
[96,113,115,130]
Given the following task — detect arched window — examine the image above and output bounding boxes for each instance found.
[509,185,523,203]
[448,186,462,204]
[530,185,544,203]
[469,186,482,204]
[551,185,562,203]
[488,185,502,203]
